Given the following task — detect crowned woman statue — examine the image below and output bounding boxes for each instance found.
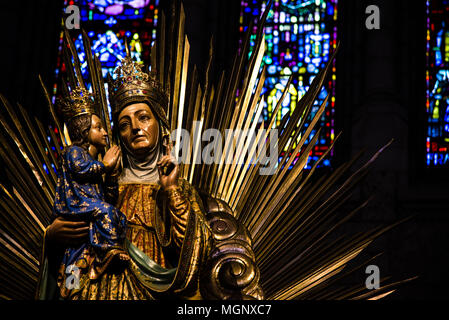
[105,52,218,299]
[40,43,266,299]
[41,55,214,299]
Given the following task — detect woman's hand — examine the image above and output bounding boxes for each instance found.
[103,145,121,173]
[46,217,89,247]
[157,142,179,191]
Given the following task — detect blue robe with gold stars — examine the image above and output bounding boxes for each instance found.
[53,146,127,273]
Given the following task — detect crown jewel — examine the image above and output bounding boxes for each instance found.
[59,87,96,121]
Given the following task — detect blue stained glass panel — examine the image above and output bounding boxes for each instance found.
[240,0,338,169]
[426,0,449,167]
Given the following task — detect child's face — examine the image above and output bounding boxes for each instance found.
[88,114,108,149]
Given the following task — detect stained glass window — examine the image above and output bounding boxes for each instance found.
[240,0,338,168]
[53,0,159,122]
[426,0,449,168]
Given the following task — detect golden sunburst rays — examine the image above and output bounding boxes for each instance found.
[0,93,60,299]
[169,1,274,198]
[160,0,415,300]
[0,26,103,300]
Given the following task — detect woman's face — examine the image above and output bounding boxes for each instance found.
[117,103,159,159]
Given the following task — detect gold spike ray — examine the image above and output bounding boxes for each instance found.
[63,28,86,90]
[94,54,112,145]
[17,103,57,189]
[0,226,40,268]
[13,186,46,232]
[169,1,186,131]
[157,11,166,85]
[237,50,337,224]
[48,125,63,157]
[188,86,203,184]
[303,252,384,300]
[182,66,198,180]
[265,231,372,297]
[228,118,266,212]
[254,131,343,252]
[352,277,418,300]
[218,20,254,142]
[231,74,293,212]
[174,35,190,166]
[223,92,265,204]
[62,39,78,91]
[0,96,53,203]
[208,19,254,196]
[0,143,52,225]
[271,243,369,300]
[249,95,329,237]
[222,65,267,203]
[197,38,214,191]
[243,94,327,233]
[82,29,112,147]
[215,35,266,199]
[34,117,59,173]
[82,30,99,100]
[203,70,226,191]
[0,187,42,255]
[38,75,66,147]
[255,149,366,264]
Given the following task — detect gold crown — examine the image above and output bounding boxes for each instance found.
[108,55,170,129]
[58,87,97,122]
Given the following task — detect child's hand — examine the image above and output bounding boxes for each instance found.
[110,154,122,177]
[103,145,121,173]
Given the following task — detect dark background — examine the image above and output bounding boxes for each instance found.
[0,0,447,300]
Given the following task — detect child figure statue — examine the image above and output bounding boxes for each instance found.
[53,87,129,297]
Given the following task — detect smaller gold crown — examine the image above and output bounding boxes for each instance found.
[58,87,97,122]
[108,55,170,129]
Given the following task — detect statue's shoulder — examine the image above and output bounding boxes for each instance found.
[66,145,83,152]
[62,145,84,160]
